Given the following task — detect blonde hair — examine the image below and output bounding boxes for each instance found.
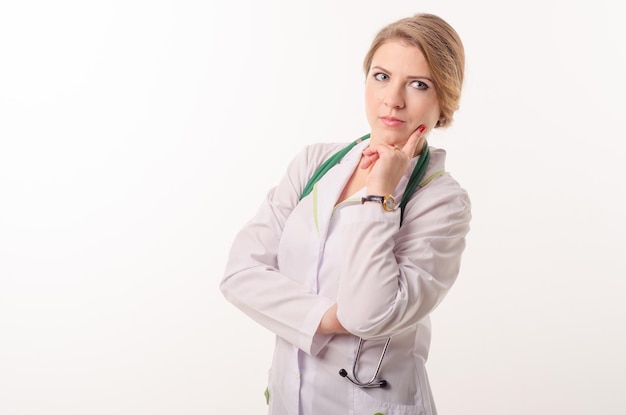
[363,13,465,128]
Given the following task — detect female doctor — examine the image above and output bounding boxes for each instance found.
[221,13,471,415]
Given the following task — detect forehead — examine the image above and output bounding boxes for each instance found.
[371,40,430,74]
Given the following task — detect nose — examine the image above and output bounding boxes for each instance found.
[383,85,405,109]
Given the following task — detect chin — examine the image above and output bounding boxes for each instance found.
[374,129,409,145]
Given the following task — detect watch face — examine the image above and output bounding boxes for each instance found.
[383,195,395,211]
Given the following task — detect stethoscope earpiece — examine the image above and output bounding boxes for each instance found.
[338,337,391,389]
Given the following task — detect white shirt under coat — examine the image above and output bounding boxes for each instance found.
[221,139,471,415]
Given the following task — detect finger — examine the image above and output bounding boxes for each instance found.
[360,144,383,167]
[401,125,426,157]
[359,152,378,169]
[361,146,376,157]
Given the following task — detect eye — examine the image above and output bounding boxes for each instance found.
[410,80,429,90]
[373,72,389,81]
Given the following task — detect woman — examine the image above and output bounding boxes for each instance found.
[221,13,471,415]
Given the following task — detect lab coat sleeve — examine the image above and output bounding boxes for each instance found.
[220,144,338,356]
[335,174,471,340]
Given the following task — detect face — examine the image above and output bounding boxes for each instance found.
[365,40,442,147]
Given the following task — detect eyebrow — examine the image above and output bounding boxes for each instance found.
[370,65,434,83]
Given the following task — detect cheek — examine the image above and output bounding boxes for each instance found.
[364,87,378,116]
[425,105,441,123]
[364,84,375,103]
[411,96,441,123]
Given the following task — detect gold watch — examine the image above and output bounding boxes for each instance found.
[361,194,396,212]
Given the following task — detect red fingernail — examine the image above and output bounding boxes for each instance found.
[418,125,426,133]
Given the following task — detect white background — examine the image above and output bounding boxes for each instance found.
[1,0,625,414]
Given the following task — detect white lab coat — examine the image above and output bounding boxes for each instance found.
[221,139,471,415]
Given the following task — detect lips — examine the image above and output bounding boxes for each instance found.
[380,116,405,127]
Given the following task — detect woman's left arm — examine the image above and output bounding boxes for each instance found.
[335,175,471,340]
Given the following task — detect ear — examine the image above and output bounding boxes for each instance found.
[436,113,446,127]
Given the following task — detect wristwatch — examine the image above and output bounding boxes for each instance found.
[361,194,396,212]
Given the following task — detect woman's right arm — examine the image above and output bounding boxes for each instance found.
[220,145,340,356]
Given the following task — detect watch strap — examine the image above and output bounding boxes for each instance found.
[361,195,385,204]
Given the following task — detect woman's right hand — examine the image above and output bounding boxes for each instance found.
[360,125,426,196]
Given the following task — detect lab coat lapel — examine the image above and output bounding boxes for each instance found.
[312,141,366,240]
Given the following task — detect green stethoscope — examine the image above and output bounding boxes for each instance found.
[300,133,431,389]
